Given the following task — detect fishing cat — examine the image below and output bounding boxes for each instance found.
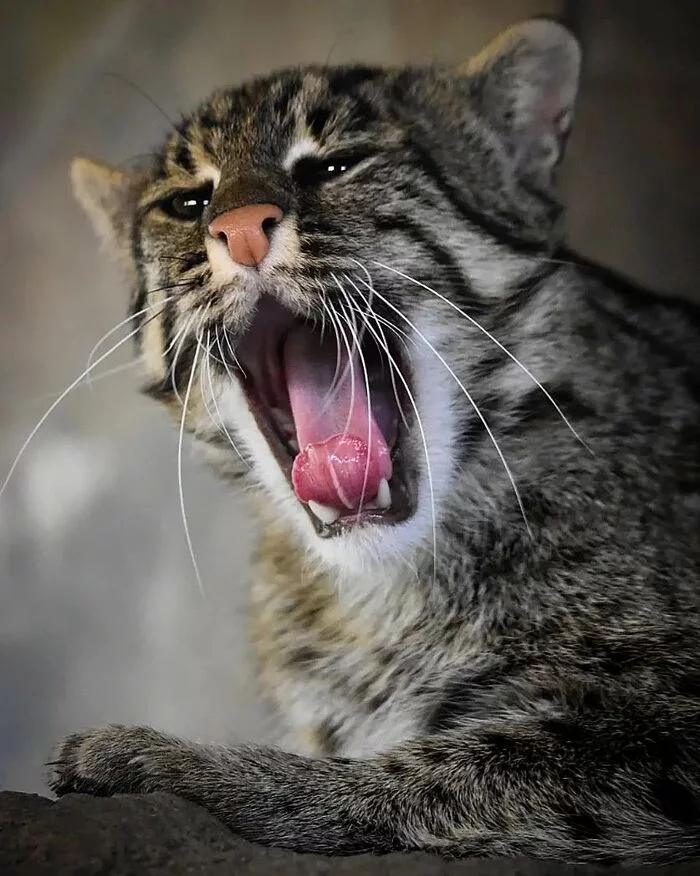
[48,19,700,865]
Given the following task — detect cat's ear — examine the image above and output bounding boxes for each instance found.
[71,157,140,262]
[464,19,580,188]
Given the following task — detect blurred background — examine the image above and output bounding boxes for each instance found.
[1,0,699,793]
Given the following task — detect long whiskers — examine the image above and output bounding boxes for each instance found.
[85,285,187,386]
[168,308,204,406]
[320,296,357,441]
[318,285,328,342]
[332,277,374,519]
[220,324,247,380]
[204,328,249,466]
[318,295,346,414]
[22,361,139,413]
[371,260,591,454]
[342,275,411,431]
[0,313,161,499]
[177,333,206,599]
[341,275,439,580]
[215,327,239,383]
[356,274,533,539]
[102,72,197,150]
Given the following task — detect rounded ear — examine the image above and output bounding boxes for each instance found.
[71,157,141,264]
[463,18,581,188]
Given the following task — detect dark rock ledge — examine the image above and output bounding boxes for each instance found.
[1,791,698,876]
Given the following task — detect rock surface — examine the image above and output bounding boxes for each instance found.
[1,791,699,876]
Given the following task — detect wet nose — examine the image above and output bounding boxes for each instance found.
[208,204,284,267]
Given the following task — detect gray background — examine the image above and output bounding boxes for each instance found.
[1,0,698,794]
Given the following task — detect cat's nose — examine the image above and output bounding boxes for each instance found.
[208,204,284,267]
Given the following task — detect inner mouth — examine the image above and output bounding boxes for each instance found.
[234,296,414,535]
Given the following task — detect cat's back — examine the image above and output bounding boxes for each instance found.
[548,254,700,491]
[572,252,700,374]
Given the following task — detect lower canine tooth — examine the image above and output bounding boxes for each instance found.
[308,501,342,525]
[376,478,391,510]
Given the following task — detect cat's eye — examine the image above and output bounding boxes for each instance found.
[292,154,368,188]
[159,183,213,221]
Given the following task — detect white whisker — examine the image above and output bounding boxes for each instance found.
[197,331,220,438]
[81,360,140,383]
[24,361,139,412]
[343,273,410,431]
[357,274,533,539]
[85,286,184,388]
[197,331,244,463]
[320,296,356,435]
[215,328,249,434]
[221,324,247,379]
[318,294,345,411]
[332,277,373,518]
[215,329,237,383]
[169,308,202,407]
[206,327,248,466]
[344,272,438,581]
[0,317,149,499]
[315,279,328,344]
[163,309,193,360]
[177,334,206,599]
[372,260,591,454]
[334,297,358,444]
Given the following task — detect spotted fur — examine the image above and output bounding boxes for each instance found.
[52,19,700,865]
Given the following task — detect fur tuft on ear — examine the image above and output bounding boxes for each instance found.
[464,18,581,188]
[71,157,140,263]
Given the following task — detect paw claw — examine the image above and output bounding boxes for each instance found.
[46,729,94,796]
[45,724,152,798]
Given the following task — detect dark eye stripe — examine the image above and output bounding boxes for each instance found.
[306,106,332,138]
[174,142,195,175]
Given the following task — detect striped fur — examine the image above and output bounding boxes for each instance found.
[52,20,700,865]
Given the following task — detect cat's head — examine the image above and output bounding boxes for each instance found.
[72,19,580,575]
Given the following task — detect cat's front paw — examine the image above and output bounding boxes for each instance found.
[47,724,183,797]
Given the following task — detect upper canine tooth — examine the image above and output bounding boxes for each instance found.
[308,500,342,525]
[376,478,391,510]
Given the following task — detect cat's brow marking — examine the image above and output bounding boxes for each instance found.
[196,161,221,188]
[283,137,319,171]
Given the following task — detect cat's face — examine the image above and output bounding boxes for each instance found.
[72,20,579,574]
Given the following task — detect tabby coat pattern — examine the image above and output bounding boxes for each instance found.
[49,20,700,865]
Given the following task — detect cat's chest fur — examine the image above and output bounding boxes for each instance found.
[250,523,474,758]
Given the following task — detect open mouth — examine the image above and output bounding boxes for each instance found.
[232,296,415,535]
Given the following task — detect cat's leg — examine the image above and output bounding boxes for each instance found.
[47,709,700,864]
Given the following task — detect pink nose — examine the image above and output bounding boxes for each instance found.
[208,204,284,267]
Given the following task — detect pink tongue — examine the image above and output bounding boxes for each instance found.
[283,326,392,512]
